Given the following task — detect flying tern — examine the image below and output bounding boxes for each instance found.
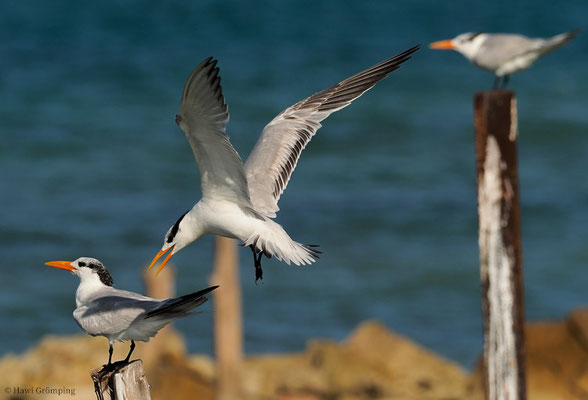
[430,30,580,88]
[149,45,420,282]
[46,257,217,366]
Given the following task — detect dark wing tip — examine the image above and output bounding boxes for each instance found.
[347,44,421,84]
[189,56,221,84]
[406,44,421,54]
[395,44,421,57]
[304,244,323,259]
[568,28,582,38]
[182,57,221,100]
[198,285,219,296]
[144,285,219,319]
[311,45,419,112]
[194,56,216,74]
[387,44,420,67]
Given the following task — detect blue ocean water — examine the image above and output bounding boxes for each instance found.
[1,0,587,368]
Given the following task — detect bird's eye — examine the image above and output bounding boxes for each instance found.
[78,262,86,267]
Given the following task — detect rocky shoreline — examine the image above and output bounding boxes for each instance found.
[0,308,586,400]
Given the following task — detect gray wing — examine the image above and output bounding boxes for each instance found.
[476,34,544,70]
[73,291,161,337]
[244,46,419,217]
[176,57,253,206]
[478,31,580,70]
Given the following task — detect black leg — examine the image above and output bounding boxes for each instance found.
[493,75,500,90]
[249,245,264,283]
[502,75,510,88]
[124,340,135,363]
[108,343,113,366]
[255,252,264,283]
[249,245,257,265]
[93,379,105,400]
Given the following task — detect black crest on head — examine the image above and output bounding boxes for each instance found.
[469,32,483,41]
[167,210,189,243]
[87,261,114,287]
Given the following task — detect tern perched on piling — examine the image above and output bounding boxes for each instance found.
[430,30,580,88]
[46,257,217,367]
[149,45,420,282]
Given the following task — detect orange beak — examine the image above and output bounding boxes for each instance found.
[45,260,77,272]
[148,245,175,275]
[429,39,455,50]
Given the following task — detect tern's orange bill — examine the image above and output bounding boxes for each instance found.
[429,40,455,50]
[45,260,77,272]
[148,245,175,275]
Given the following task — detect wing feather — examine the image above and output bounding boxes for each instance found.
[177,57,252,205]
[73,295,159,337]
[244,46,420,217]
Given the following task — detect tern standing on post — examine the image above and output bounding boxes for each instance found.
[46,257,217,367]
[430,30,580,88]
[149,45,420,282]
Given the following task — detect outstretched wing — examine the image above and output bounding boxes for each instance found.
[177,57,252,206]
[244,46,420,217]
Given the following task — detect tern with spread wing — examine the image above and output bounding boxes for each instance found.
[46,257,217,366]
[149,46,420,282]
[430,30,579,88]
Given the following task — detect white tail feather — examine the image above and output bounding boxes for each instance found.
[243,221,318,266]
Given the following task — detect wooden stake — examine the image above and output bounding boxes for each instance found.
[474,90,526,400]
[91,360,151,400]
[211,235,243,400]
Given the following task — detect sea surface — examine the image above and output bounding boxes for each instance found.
[1,0,587,369]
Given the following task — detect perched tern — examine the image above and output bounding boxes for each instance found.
[46,257,217,366]
[149,45,420,282]
[430,30,580,88]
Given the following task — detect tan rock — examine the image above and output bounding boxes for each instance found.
[0,329,186,400]
[187,354,216,382]
[525,310,588,400]
[238,322,470,400]
[344,320,471,399]
[150,354,214,400]
[0,335,104,400]
[2,309,586,400]
[567,308,588,351]
[469,308,588,400]
[242,345,335,399]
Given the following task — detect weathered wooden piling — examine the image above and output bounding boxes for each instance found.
[91,360,151,400]
[211,235,243,400]
[474,90,526,400]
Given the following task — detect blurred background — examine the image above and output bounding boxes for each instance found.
[1,0,586,370]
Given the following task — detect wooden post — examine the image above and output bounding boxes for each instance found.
[474,90,526,400]
[210,235,243,400]
[91,360,151,400]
